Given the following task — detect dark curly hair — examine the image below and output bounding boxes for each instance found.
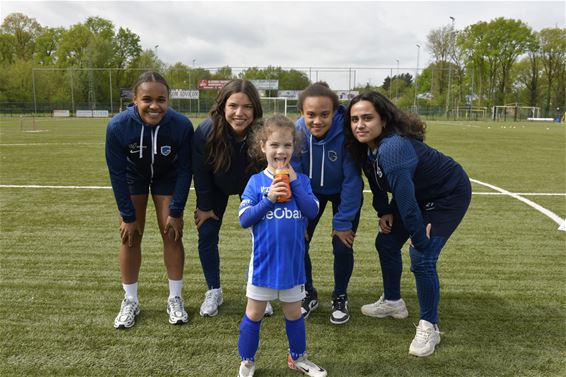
[344,91,426,169]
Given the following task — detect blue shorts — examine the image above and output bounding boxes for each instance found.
[127,171,177,196]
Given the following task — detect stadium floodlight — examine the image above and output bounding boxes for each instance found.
[414,44,421,112]
[395,59,400,100]
[446,17,456,116]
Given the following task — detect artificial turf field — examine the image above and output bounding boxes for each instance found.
[1,116,565,376]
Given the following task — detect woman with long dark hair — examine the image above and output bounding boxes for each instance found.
[192,79,264,317]
[345,91,471,357]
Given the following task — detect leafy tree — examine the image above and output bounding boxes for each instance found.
[57,23,92,67]
[538,28,566,113]
[524,33,542,107]
[459,18,534,107]
[426,25,452,97]
[213,65,234,79]
[239,66,310,90]
[0,33,15,64]
[111,27,142,90]
[1,13,42,61]
[34,27,64,65]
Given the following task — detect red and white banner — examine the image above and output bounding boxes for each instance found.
[198,79,230,89]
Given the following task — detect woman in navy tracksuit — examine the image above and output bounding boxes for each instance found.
[192,79,263,317]
[292,82,363,325]
[345,91,471,357]
[106,71,193,329]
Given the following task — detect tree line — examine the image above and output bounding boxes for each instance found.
[1,13,564,116]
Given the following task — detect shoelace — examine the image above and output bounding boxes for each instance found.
[374,296,386,306]
[204,291,218,306]
[333,296,347,311]
[169,297,184,312]
[413,324,440,342]
[414,326,430,342]
[121,300,137,317]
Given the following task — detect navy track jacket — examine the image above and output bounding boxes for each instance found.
[192,118,253,211]
[293,105,363,231]
[105,104,193,222]
[365,134,468,250]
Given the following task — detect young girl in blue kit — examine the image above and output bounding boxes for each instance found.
[237,115,327,377]
[344,91,471,357]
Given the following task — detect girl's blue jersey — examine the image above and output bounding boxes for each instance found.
[239,170,319,290]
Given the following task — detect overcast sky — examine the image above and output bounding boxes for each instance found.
[2,0,565,89]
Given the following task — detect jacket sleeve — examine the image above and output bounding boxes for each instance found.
[191,120,215,211]
[381,139,430,250]
[169,117,194,218]
[105,122,136,223]
[333,146,363,231]
[238,176,275,228]
[291,175,319,220]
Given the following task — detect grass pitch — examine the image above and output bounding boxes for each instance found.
[1,117,565,376]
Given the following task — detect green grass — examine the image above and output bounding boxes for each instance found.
[1,117,565,376]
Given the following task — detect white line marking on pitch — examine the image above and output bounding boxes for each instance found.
[0,142,104,146]
[2,182,565,231]
[1,184,565,197]
[470,178,566,232]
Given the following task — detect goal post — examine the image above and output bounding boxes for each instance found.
[260,97,289,116]
[492,104,540,121]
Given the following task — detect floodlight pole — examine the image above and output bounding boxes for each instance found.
[32,68,37,117]
[389,67,393,98]
[396,59,399,100]
[446,16,455,116]
[413,44,421,112]
[109,69,113,114]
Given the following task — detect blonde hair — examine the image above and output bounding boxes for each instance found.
[248,114,303,168]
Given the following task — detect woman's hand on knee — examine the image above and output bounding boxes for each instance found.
[164,216,183,241]
[119,220,142,247]
[194,208,219,229]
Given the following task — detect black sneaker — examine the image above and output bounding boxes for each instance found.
[330,294,349,325]
[301,289,319,318]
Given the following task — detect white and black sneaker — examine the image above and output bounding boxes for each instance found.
[301,289,319,318]
[167,296,189,325]
[114,298,140,329]
[287,354,327,377]
[330,294,349,325]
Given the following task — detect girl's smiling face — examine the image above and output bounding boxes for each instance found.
[224,92,254,136]
[261,128,295,172]
[133,81,169,126]
[300,96,334,139]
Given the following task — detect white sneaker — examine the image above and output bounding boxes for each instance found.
[264,301,274,317]
[287,354,327,377]
[409,319,441,357]
[239,360,255,377]
[167,296,189,325]
[200,288,223,317]
[114,298,140,329]
[361,295,408,319]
